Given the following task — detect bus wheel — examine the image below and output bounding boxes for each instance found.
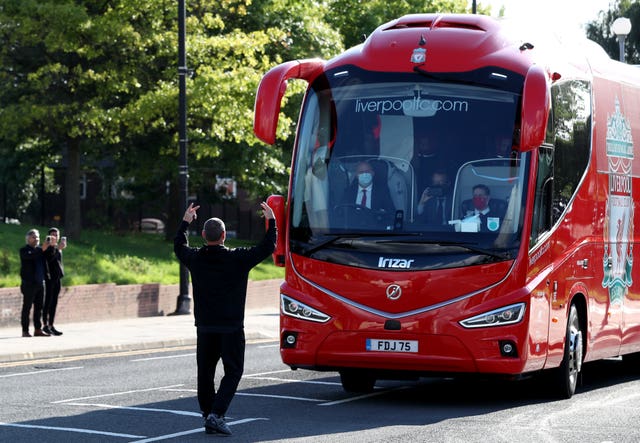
[554,304,583,399]
[339,369,376,393]
[622,352,640,372]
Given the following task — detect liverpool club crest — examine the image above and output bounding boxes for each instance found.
[602,97,634,304]
[410,47,426,64]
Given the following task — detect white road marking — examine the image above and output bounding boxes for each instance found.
[128,418,268,443]
[244,369,291,377]
[62,403,202,417]
[163,388,329,404]
[237,392,327,402]
[319,386,410,406]
[52,384,184,404]
[130,353,194,362]
[0,422,144,438]
[246,375,341,386]
[0,366,83,378]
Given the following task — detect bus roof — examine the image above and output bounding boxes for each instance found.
[323,13,621,82]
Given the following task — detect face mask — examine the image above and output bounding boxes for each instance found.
[472,196,488,210]
[358,172,373,187]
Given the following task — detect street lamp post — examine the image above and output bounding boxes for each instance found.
[611,17,632,63]
[173,0,191,315]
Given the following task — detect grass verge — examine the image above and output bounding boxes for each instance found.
[0,223,284,288]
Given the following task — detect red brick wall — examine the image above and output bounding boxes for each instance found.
[0,279,282,328]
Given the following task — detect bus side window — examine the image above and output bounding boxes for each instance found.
[530,146,554,246]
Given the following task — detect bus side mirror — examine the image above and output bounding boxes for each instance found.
[266,194,287,266]
[253,59,324,145]
[519,64,550,151]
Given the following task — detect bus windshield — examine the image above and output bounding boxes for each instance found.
[290,66,529,270]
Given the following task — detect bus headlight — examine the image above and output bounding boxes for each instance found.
[281,294,331,323]
[459,303,525,329]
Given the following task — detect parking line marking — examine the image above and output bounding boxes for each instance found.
[127,427,203,442]
[0,366,83,378]
[130,353,194,362]
[0,422,144,438]
[237,392,327,402]
[244,369,290,377]
[63,403,202,417]
[128,418,267,443]
[319,386,409,406]
[246,376,341,386]
[52,384,184,404]
[163,387,330,403]
[163,388,196,393]
[0,346,196,368]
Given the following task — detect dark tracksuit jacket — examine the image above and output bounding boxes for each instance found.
[173,219,277,332]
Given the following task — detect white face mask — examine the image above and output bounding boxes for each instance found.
[358,172,373,187]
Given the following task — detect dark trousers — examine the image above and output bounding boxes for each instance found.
[20,281,45,332]
[196,329,245,417]
[43,278,61,326]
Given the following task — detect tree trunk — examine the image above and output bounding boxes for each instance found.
[64,139,82,238]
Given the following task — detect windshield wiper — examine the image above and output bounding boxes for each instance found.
[300,232,419,255]
[377,238,512,260]
[453,243,513,260]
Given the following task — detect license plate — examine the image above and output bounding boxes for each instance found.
[366,339,418,353]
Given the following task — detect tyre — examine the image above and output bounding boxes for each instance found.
[622,351,640,372]
[553,304,583,399]
[339,369,376,393]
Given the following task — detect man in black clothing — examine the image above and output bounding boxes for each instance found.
[174,201,276,436]
[43,227,66,336]
[19,229,52,337]
[417,169,452,226]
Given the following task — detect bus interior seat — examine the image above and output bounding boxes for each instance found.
[378,115,414,220]
[328,158,349,208]
[370,158,412,219]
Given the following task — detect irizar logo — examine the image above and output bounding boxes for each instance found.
[378,257,414,269]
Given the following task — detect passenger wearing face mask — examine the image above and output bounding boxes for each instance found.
[460,184,507,232]
[341,161,395,213]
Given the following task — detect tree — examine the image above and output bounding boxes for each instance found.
[175,0,344,200]
[585,0,640,64]
[0,0,178,236]
[2,0,490,236]
[0,0,344,235]
[326,0,485,49]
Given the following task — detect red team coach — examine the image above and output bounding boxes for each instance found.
[253,14,640,398]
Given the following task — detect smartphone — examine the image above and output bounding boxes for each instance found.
[426,186,444,197]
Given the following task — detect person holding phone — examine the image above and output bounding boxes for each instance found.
[19,229,52,337]
[43,227,66,336]
[417,169,452,225]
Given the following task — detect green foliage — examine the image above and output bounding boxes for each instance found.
[0,250,10,276]
[326,0,474,49]
[585,0,640,64]
[0,0,345,230]
[0,222,284,288]
[0,0,490,233]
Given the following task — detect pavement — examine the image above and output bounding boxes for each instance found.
[0,306,279,364]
